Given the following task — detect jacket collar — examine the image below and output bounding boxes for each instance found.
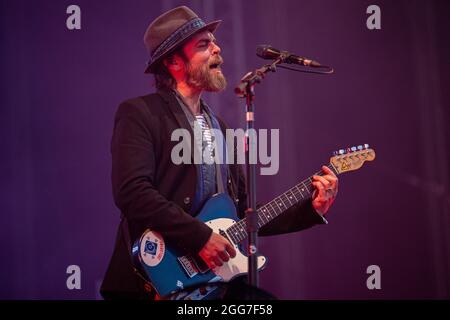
[157,88,193,133]
[157,88,214,131]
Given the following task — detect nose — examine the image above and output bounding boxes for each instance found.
[211,42,221,55]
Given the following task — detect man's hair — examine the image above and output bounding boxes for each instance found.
[153,48,188,90]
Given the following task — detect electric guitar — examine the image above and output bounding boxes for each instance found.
[132,145,376,298]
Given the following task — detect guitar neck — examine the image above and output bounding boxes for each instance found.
[226,163,338,244]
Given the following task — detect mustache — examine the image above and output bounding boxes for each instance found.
[209,56,224,66]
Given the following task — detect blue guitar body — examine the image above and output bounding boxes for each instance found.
[132,193,267,298]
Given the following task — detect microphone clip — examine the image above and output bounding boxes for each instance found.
[234,57,283,98]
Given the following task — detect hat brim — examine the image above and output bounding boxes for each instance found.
[144,20,221,74]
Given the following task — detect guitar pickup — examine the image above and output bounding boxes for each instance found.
[193,256,210,274]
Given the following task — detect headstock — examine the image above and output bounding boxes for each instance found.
[330,144,376,174]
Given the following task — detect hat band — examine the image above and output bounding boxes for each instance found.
[149,17,206,65]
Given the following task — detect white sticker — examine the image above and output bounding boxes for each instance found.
[140,230,165,267]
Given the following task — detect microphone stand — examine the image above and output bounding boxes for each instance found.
[234,55,287,292]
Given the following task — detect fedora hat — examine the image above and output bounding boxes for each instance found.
[143,6,221,74]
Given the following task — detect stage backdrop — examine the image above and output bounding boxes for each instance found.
[1,0,449,299]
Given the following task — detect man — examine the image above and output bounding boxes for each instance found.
[100,6,338,300]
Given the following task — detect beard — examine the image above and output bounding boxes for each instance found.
[185,58,227,92]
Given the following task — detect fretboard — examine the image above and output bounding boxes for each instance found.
[226,163,337,244]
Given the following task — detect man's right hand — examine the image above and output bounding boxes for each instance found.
[198,232,236,269]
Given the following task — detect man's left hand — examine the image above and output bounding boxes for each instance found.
[311,166,338,216]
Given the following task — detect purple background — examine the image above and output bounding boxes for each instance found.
[1,0,449,299]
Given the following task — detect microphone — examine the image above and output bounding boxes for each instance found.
[256,45,322,67]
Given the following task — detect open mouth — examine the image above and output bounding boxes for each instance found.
[209,63,221,70]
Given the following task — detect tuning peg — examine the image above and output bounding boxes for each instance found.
[338,149,346,155]
[364,143,370,149]
[351,146,357,152]
[357,145,363,150]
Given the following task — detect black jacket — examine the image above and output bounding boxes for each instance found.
[100,89,324,299]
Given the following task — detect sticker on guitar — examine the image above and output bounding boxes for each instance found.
[140,231,165,267]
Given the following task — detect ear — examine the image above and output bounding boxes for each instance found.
[164,54,182,71]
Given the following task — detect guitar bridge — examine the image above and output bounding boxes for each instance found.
[192,256,209,274]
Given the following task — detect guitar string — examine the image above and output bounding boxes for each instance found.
[228,183,311,243]
[226,171,325,243]
[228,169,325,232]
[226,153,372,242]
[228,182,316,244]
[227,162,350,243]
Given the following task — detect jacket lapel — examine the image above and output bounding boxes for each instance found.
[157,89,194,137]
[157,89,200,198]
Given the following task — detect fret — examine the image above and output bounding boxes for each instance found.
[269,202,279,220]
[309,177,316,193]
[260,206,272,223]
[226,227,238,244]
[278,196,288,210]
[257,218,263,228]
[268,201,279,216]
[281,193,291,207]
[237,223,245,241]
[263,203,274,219]
[268,204,277,218]
[271,199,283,214]
[328,163,338,176]
[278,195,287,211]
[294,188,304,201]
[295,185,305,198]
[241,215,264,232]
[234,231,242,244]
[237,222,246,240]
[233,222,244,242]
[234,224,243,242]
[289,188,299,202]
[264,205,273,220]
[232,233,241,244]
[285,191,294,206]
[259,207,269,224]
[258,212,272,225]
[301,181,311,195]
[273,197,283,212]
[290,188,300,200]
[282,195,289,208]
[225,223,239,244]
